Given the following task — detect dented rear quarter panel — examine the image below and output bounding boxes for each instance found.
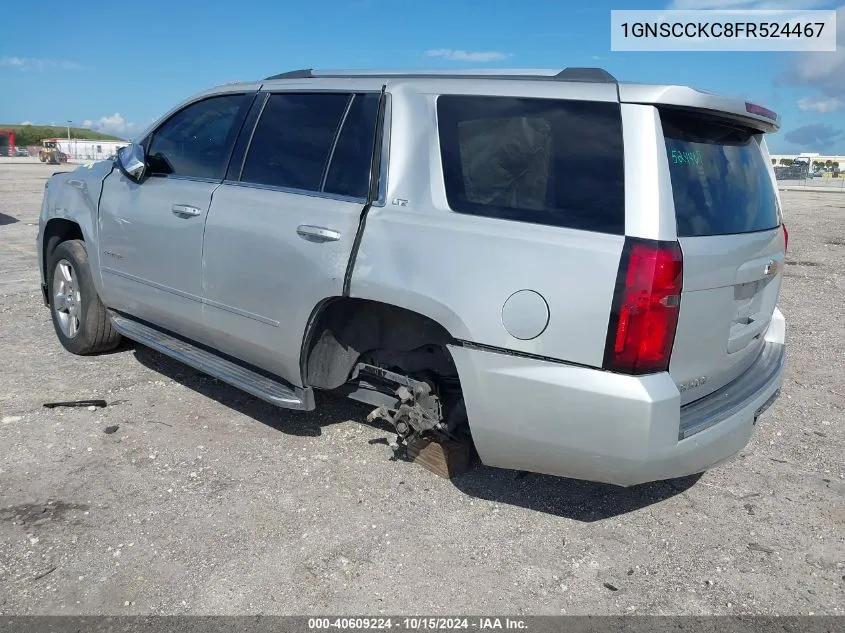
[350,80,625,369]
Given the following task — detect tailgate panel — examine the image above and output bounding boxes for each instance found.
[658,107,785,405]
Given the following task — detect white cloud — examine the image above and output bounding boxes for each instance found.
[83,113,134,138]
[781,5,845,98]
[425,49,511,62]
[0,56,81,71]
[667,0,829,8]
[798,96,844,111]
[19,120,32,125]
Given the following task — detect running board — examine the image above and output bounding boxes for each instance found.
[109,313,314,411]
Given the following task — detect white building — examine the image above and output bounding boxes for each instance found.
[54,138,126,161]
[770,152,843,168]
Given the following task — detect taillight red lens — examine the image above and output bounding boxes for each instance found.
[604,239,683,375]
[783,223,789,251]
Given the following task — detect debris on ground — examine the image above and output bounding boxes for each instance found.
[32,565,57,581]
[43,399,108,409]
[748,542,775,554]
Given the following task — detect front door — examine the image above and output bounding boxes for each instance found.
[98,92,251,341]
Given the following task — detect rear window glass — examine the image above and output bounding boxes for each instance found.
[437,96,625,234]
[661,110,780,237]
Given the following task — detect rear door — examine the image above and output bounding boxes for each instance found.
[659,108,786,405]
[200,88,383,384]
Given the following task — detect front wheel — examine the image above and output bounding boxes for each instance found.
[47,239,121,355]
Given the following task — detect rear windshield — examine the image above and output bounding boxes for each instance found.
[661,109,780,237]
[437,95,625,234]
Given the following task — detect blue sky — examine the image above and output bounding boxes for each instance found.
[1,0,843,153]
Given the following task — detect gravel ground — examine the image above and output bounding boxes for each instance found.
[0,162,843,616]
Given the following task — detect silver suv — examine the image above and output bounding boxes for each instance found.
[37,67,787,486]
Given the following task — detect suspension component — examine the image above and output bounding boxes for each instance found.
[356,363,445,439]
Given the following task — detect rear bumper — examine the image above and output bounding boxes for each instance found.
[450,308,786,487]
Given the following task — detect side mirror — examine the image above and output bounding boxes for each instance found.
[116,143,146,182]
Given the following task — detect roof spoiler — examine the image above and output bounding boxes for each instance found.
[618,84,781,133]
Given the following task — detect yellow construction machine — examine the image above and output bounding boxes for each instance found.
[38,140,68,165]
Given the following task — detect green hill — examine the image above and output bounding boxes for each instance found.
[0,124,125,146]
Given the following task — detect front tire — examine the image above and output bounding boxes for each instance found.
[47,239,121,355]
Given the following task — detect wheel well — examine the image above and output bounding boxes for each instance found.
[43,219,84,276]
[302,298,457,390]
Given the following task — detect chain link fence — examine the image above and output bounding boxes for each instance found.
[774,163,844,192]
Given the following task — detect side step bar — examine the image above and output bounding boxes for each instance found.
[109,313,314,411]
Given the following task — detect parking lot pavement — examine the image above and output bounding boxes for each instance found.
[0,162,843,616]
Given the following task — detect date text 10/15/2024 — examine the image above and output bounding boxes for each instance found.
[308,617,528,630]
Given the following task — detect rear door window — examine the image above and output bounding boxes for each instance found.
[241,93,350,191]
[437,95,625,234]
[323,93,381,199]
[661,109,781,237]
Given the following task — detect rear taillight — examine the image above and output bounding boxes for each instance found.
[783,223,789,251]
[603,239,683,375]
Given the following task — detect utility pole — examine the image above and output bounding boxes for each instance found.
[66,120,71,159]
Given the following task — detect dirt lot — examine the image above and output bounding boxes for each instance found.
[0,161,843,616]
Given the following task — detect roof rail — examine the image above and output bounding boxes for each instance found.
[263,67,617,83]
[554,68,616,83]
[265,69,315,80]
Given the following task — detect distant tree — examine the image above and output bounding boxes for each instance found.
[14,125,67,146]
[825,159,833,167]
[780,158,794,166]
[771,158,777,165]
[2,124,122,147]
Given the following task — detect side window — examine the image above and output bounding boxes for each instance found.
[324,93,381,199]
[437,95,625,234]
[147,94,247,180]
[240,93,350,191]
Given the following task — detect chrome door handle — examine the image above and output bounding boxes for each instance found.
[171,204,202,217]
[296,225,341,243]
